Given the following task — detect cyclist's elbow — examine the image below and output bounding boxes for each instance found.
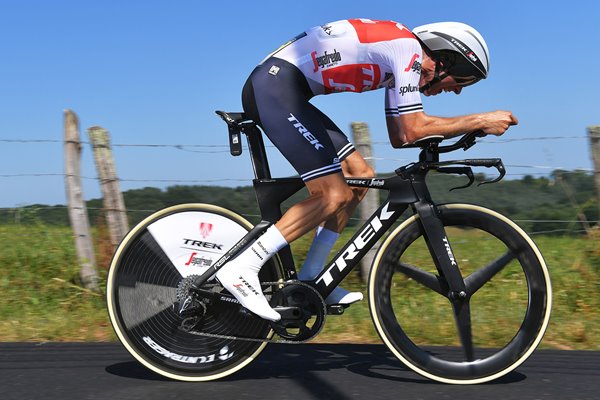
[391,126,420,147]
[387,115,424,147]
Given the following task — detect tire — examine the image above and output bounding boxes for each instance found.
[107,204,283,381]
[368,204,552,384]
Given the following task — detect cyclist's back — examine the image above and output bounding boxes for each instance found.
[269,19,422,100]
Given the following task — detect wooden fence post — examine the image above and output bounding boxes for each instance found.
[588,126,600,222]
[88,126,129,251]
[64,110,99,290]
[351,122,379,282]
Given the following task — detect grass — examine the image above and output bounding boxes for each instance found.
[0,223,599,349]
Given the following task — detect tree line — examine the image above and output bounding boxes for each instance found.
[2,169,597,235]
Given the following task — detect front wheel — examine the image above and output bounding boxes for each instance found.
[368,204,552,384]
[107,204,283,381]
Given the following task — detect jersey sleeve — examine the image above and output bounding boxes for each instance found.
[383,39,424,117]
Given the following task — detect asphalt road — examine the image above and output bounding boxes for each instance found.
[1,342,598,400]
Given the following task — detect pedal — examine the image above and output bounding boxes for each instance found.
[326,304,347,315]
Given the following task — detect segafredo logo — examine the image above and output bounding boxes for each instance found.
[317,203,395,287]
[312,49,342,71]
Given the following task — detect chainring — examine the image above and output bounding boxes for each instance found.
[269,281,326,342]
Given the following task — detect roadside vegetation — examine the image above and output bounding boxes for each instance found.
[0,222,598,349]
[0,170,598,347]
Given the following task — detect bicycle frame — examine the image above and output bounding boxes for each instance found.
[194,112,502,302]
[108,111,550,384]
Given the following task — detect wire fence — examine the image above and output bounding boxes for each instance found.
[0,135,594,182]
[0,134,597,237]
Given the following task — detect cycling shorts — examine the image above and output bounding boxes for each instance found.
[242,57,355,182]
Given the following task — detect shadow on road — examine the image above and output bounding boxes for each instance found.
[105,343,526,386]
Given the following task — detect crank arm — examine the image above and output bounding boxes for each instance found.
[272,306,303,321]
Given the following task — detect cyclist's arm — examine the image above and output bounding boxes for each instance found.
[386,110,518,147]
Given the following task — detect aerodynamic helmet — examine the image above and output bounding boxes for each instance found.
[412,22,490,82]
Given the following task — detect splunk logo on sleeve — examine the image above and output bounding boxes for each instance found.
[287,113,325,150]
[399,83,419,96]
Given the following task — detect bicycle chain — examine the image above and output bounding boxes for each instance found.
[183,280,325,344]
[185,327,312,344]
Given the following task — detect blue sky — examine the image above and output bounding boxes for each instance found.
[1,0,599,207]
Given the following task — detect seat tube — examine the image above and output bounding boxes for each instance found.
[246,126,271,179]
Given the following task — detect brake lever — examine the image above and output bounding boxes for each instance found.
[435,167,475,191]
[478,159,506,186]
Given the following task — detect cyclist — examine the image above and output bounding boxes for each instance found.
[216,19,518,321]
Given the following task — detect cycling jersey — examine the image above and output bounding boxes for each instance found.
[267,19,424,116]
[242,18,424,181]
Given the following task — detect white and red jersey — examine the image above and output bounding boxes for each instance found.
[264,18,424,116]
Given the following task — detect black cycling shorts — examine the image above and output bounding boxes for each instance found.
[242,57,355,181]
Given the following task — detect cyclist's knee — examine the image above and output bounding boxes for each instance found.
[341,152,375,177]
[361,164,375,178]
[306,174,353,216]
[318,185,353,217]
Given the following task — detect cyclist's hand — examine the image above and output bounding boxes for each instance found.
[480,111,518,136]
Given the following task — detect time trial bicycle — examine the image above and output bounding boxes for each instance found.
[106,111,551,384]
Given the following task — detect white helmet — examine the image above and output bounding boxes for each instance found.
[412,22,490,80]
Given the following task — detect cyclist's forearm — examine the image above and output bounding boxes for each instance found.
[386,110,517,146]
[386,112,483,146]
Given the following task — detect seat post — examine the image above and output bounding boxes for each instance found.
[245,125,272,179]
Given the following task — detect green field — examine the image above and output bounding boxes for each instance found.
[0,223,598,349]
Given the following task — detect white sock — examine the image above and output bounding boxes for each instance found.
[298,227,363,305]
[216,225,287,321]
[297,226,339,280]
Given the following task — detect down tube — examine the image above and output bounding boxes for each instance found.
[312,201,408,299]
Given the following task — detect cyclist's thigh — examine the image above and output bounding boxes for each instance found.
[308,104,356,162]
[243,60,341,182]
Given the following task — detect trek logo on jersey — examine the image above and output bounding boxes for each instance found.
[404,53,421,74]
[399,84,419,96]
[287,113,325,150]
[199,222,213,239]
[322,64,382,93]
[312,49,342,72]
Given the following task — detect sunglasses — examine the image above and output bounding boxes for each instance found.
[451,75,481,87]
